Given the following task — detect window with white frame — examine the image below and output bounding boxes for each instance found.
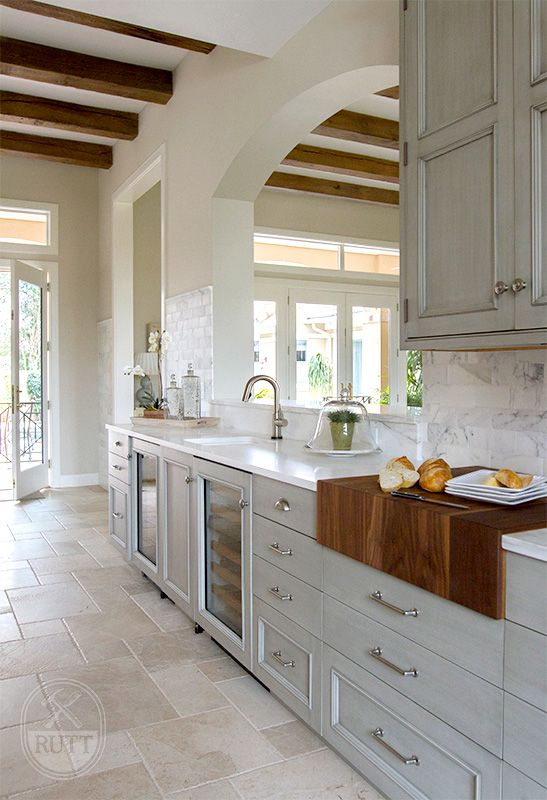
[253,233,421,409]
[0,200,58,255]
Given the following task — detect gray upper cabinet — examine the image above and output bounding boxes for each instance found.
[401,0,547,349]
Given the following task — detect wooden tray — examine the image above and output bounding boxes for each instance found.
[317,466,547,619]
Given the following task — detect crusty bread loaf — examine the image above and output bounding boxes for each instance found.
[387,456,416,472]
[419,465,452,493]
[483,475,501,487]
[495,469,523,489]
[418,457,451,476]
[520,474,533,488]
[378,468,404,493]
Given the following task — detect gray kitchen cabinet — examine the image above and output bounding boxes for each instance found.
[160,445,194,618]
[194,458,252,669]
[131,438,161,582]
[108,475,130,556]
[401,0,547,349]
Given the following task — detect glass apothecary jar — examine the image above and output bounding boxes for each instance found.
[306,386,380,456]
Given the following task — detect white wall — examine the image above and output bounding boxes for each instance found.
[0,155,99,480]
[97,0,399,399]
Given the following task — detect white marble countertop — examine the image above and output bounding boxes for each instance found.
[107,422,408,490]
[502,528,547,563]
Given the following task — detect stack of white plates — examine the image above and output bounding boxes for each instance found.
[445,470,547,506]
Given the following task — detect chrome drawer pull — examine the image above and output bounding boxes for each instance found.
[269,585,293,601]
[269,542,293,556]
[371,728,420,766]
[369,590,419,617]
[112,464,123,471]
[271,649,295,668]
[112,512,124,519]
[369,647,418,677]
[274,498,291,512]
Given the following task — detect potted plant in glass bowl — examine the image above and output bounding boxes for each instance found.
[327,408,361,451]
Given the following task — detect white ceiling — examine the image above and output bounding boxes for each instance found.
[0,0,333,61]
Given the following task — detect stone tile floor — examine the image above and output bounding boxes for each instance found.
[0,486,384,800]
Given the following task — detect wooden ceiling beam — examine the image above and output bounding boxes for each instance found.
[265,172,399,206]
[0,0,216,53]
[0,37,173,104]
[0,129,112,168]
[282,143,399,183]
[313,110,399,150]
[0,91,138,139]
[375,85,400,100]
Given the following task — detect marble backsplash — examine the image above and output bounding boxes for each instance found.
[165,287,213,402]
[422,350,546,474]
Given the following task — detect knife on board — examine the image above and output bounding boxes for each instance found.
[390,490,470,510]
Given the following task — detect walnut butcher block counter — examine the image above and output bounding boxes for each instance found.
[317,467,547,619]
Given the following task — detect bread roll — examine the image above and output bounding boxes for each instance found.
[378,468,404,493]
[418,457,451,476]
[483,475,501,487]
[419,466,452,493]
[495,469,522,489]
[387,456,416,472]
[520,474,533,488]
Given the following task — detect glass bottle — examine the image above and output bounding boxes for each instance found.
[181,363,201,419]
[166,373,180,418]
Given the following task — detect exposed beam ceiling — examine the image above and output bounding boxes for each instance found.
[0,0,217,53]
[0,128,112,167]
[266,172,399,205]
[282,143,398,183]
[0,90,138,139]
[375,85,399,100]
[0,37,173,103]
[312,110,399,150]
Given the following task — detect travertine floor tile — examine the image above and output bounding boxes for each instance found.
[42,527,105,544]
[38,572,77,585]
[149,664,229,718]
[20,619,66,639]
[262,719,325,758]
[170,778,241,799]
[8,582,98,624]
[0,632,84,678]
[68,730,142,777]
[0,674,46,728]
[217,675,296,730]
[0,612,21,643]
[48,540,87,556]
[5,762,162,799]
[231,748,384,800]
[130,706,282,794]
[0,722,71,796]
[29,553,101,576]
[0,558,28,570]
[0,539,55,562]
[0,588,10,613]
[126,629,222,673]
[64,605,159,662]
[197,656,247,683]
[41,656,178,733]
[0,567,39,591]
[8,520,65,534]
[130,591,194,631]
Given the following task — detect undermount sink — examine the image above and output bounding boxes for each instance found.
[183,435,266,446]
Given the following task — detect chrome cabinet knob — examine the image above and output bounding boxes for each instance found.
[184,475,194,484]
[239,499,249,509]
[511,277,527,293]
[494,281,509,295]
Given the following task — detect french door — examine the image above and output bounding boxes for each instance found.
[11,261,48,499]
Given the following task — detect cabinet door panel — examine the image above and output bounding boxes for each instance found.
[420,0,496,135]
[162,449,192,616]
[514,0,547,330]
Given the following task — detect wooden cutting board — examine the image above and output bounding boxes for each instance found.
[317,467,547,618]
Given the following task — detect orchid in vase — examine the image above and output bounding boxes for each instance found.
[147,329,171,406]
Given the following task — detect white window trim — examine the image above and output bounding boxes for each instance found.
[0,199,59,256]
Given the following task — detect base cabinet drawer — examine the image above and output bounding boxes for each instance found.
[504,621,547,712]
[504,693,547,788]
[108,430,130,459]
[506,553,547,636]
[322,645,502,800]
[108,452,130,484]
[323,548,504,686]
[253,597,321,730]
[253,475,316,537]
[252,555,321,637]
[324,595,503,756]
[253,514,322,589]
[503,763,547,800]
[108,477,129,555]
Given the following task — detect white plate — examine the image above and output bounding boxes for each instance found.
[446,486,547,506]
[446,481,547,497]
[446,469,546,494]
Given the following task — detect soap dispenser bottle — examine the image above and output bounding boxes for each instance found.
[166,373,180,418]
[181,363,201,419]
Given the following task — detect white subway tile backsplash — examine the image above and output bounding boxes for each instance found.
[165,287,213,402]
